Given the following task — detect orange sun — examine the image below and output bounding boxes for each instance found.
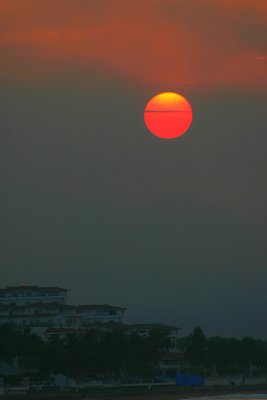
[144,92,193,139]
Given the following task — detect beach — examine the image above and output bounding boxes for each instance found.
[2,385,267,400]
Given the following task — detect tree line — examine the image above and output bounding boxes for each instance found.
[179,327,267,375]
[0,324,266,381]
[0,324,171,381]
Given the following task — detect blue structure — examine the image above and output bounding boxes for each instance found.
[175,372,204,387]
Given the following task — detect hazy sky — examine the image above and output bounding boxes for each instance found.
[0,0,266,338]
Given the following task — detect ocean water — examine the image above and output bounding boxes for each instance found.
[182,395,267,400]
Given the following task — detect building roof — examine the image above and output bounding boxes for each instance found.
[0,286,68,293]
[0,303,73,311]
[44,323,179,335]
[75,304,127,311]
[127,323,180,331]
[45,327,88,334]
[45,324,123,334]
[0,313,60,318]
[0,302,126,312]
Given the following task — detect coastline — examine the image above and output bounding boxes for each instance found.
[89,385,267,400]
[2,384,267,400]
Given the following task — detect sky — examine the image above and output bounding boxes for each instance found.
[0,0,266,338]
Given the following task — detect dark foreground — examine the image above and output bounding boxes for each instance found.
[2,384,267,400]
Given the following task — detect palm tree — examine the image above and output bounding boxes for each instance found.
[207,336,229,374]
[41,335,66,376]
[0,324,17,366]
[12,328,44,376]
[184,327,207,370]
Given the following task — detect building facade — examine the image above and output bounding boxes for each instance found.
[0,286,179,350]
[125,323,179,345]
[0,286,126,330]
[0,286,68,306]
[43,323,180,347]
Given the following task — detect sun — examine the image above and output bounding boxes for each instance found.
[144,92,193,139]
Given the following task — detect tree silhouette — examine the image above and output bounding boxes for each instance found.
[184,327,207,369]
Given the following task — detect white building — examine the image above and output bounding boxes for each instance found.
[0,286,68,306]
[0,286,178,351]
[125,324,179,348]
[43,322,179,348]
[0,303,126,329]
[0,286,126,330]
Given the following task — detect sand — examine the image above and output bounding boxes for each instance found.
[2,384,267,400]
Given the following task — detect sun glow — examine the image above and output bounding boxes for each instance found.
[144,92,193,139]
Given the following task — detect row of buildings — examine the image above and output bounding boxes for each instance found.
[0,285,179,347]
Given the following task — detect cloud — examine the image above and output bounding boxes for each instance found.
[0,0,266,89]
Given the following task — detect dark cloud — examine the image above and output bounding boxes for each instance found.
[0,0,266,89]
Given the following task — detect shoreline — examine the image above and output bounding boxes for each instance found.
[3,384,267,400]
[92,385,267,400]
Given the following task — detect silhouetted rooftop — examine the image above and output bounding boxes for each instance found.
[0,286,68,293]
